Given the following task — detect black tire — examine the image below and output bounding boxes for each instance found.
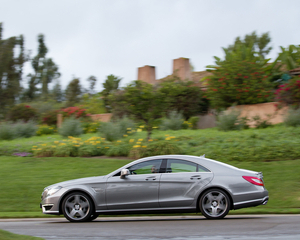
[199,188,231,219]
[88,214,99,221]
[62,192,94,222]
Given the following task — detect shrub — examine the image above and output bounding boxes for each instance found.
[216,110,242,131]
[275,77,300,108]
[188,116,200,129]
[13,120,37,138]
[0,122,15,140]
[7,104,38,122]
[36,125,56,136]
[60,106,91,119]
[129,141,182,159]
[284,108,300,127]
[99,117,136,141]
[82,121,101,134]
[58,117,83,137]
[252,115,272,129]
[160,111,184,131]
[41,109,59,126]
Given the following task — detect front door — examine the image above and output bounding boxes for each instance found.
[106,159,162,210]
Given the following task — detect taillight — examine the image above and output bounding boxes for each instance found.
[242,176,264,186]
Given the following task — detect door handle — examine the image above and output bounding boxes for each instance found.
[145,176,156,181]
[190,175,201,180]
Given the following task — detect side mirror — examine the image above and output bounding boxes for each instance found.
[120,169,130,179]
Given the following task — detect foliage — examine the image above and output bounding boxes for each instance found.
[275,44,300,71]
[60,106,91,119]
[275,77,300,108]
[206,44,273,109]
[13,120,38,138]
[41,109,59,125]
[216,110,243,131]
[36,125,56,136]
[111,80,166,140]
[82,121,101,134]
[102,74,122,112]
[188,116,200,129]
[58,117,83,137]
[252,115,272,129]
[99,117,136,141]
[0,122,15,140]
[284,108,300,127]
[65,78,82,106]
[0,229,44,240]
[226,31,272,58]
[129,140,182,159]
[6,104,38,122]
[79,93,106,114]
[50,80,64,102]
[25,34,60,101]
[158,76,209,118]
[159,111,184,130]
[0,121,37,140]
[0,23,26,115]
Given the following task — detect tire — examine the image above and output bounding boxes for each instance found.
[199,188,231,219]
[62,192,94,222]
[88,214,99,221]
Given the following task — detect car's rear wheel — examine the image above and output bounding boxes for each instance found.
[62,192,94,222]
[199,188,230,219]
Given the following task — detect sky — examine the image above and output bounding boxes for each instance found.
[1,0,300,91]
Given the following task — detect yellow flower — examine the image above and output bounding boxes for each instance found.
[136,142,141,144]
[74,145,80,147]
[142,146,147,148]
[138,139,143,141]
[51,146,56,148]
[97,147,101,148]
[165,137,171,140]
[54,141,59,144]
[117,140,122,143]
[133,145,140,148]
[127,128,131,130]
[139,125,144,128]
[123,135,128,137]
[137,129,142,132]
[33,146,37,148]
[37,148,42,151]
[96,141,101,143]
[60,143,66,146]
[129,139,135,143]
[148,139,153,142]
[165,134,169,136]
[105,147,109,148]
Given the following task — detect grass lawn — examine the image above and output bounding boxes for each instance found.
[0,156,299,218]
[0,229,43,240]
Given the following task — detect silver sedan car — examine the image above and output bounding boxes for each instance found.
[40,155,269,222]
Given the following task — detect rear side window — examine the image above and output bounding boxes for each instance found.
[166,159,210,173]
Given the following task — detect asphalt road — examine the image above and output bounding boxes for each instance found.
[1,215,300,240]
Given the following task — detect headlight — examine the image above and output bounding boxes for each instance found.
[43,186,62,198]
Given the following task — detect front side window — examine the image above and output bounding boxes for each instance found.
[128,159,162,175]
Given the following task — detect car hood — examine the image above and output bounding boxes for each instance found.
[46,176,107,189]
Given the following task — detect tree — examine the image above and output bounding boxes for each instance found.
[102,74,122,112]
[110,80,166,140]
[87,75,97,94]
[51,81,64,102]
[206,44,273,108]
[25,34,60,100]
[158,76,208,119]
[276,45,300,71]
[226,31,272,58]
[65,78,82,106]
[0,23,26,115]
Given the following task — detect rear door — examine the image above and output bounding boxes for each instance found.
[159,159,213,208]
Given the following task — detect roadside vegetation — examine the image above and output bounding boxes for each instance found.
[0,229,43,240]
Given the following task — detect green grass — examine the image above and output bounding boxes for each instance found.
[0,229,44,240]
[0,156,299,217]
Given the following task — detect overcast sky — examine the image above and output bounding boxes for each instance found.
[1,0,300,91]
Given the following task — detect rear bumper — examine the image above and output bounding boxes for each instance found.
[233,195,269,210]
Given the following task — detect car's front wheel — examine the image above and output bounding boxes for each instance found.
[199,188,230,219]
[62,192,94,222]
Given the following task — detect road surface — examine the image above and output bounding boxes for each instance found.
[0,215,300,240]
